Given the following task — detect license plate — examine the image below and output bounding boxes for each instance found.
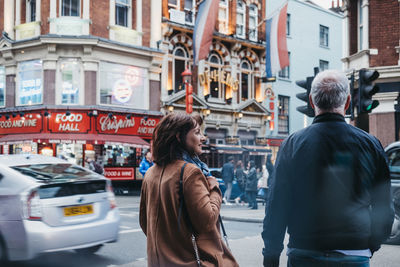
[63,204,94,217]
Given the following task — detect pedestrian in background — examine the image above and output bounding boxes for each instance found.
[221,156,235,204]
[139,151,153,178]
[234,160,246,205]
[262,70,394,267]
[245,160,258,210]
[139,113,238,267]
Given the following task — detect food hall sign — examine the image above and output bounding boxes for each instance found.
[48,112,91,133]
[0,114,42,134]
[198,69,239,91]
[96,114,160,137]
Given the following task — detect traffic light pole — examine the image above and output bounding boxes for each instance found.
[356,112,369,132]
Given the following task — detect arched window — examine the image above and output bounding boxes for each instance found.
[171,44,189,92]
[240,59,254,101]
[249,4,258,41]
[208,52,225,99]
[218,0,229,34]
[236,0,246,38]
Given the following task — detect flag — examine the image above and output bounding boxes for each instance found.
[193,0,219,65]
[265,3,289,78]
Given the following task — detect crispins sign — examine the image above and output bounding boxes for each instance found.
[96,114,159,136]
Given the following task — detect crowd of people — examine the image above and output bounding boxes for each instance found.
[221,155,274,210]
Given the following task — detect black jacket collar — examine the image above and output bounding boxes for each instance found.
[312,113,345,124]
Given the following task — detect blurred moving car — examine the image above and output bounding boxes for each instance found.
[385,142,400,244]
[0,154,120,262]
[209,168,241,201]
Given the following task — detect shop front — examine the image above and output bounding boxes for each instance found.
[0,109,161,181]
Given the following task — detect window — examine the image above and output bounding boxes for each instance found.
[240,60,253,101]
[319,60,329,71]
[278,95,289,135]
[218,0,229,34]
[358,0,363,51]
[61,0,80,16]
[116,0,130,27]
[236,0,246,38]
[99,61,148,108]
[168,0,179,9]
[278,52,290,79]
[58,58,81,105]
[184,0,195,24]
[0,66,4,107]
[17,60,43,106]
[319,25,329,47]
[249,4,258,41]
[172,44,189,92]
[286,14,290,36]
[28,0,36,22]
[207,52,225,99]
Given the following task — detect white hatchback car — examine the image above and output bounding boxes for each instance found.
[0,154,120,262]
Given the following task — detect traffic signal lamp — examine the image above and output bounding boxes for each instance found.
[296,76,315,117]
[358,69,380,113]
[186,83,193,114]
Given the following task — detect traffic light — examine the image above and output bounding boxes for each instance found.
[358,69,380,113]
[296,76,315,117]
[185,83,193,114]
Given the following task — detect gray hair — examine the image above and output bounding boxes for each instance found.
[310,70,350,112]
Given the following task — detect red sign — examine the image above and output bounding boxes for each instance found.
[96,114,159,137]
[48,112,91,133]
[104,167,135,180]
[0,113,43,134]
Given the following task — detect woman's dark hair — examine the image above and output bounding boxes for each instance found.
[152,113,203,166]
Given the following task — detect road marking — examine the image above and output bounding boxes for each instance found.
[119,212,139,217]
[119,225,131,229]
[119,228,142,234]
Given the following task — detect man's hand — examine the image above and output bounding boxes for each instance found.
[263,256,279,267]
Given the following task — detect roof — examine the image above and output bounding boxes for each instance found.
[0,154,67,167]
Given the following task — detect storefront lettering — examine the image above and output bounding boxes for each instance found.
[137,127,155,134]
[140,118,156,126]
[99,116,135,133]
[56,114,83,122]
[58,123,79,132]
[0,119,37,129]
[198,69,239,91]
[55,114,83,132]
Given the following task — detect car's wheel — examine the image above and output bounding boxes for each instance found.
[74,245,103,254]
[385,214,400,244]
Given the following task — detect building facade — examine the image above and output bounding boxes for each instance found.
[342,0,400,147]
[0,0,163,181]
[267,0,343,136]
[160,0,276,168]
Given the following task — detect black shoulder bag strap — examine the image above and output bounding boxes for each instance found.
[178,162,202,267]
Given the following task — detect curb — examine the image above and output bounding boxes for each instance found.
[221,216,263,223]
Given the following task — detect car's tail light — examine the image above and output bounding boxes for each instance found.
[22,189,42,220]
[107,182,117,210]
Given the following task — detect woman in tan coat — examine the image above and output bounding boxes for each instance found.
[139,113,238,267]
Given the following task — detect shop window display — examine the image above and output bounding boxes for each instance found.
[99,62,148,109]
[104,145,138,167]
[17,60,43,106]
[59,58,81,105]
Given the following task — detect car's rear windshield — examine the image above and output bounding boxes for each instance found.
[11,164,98,181]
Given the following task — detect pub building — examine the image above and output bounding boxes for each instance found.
[0,0,164,182]
[160,0,285,167]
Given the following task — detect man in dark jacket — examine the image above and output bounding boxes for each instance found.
[221,156,235,204]
[262,69,394,267]
[245,160,258,209]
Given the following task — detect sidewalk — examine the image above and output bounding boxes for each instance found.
[220,202,265,223]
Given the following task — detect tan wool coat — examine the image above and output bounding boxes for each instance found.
[139,160,239,267]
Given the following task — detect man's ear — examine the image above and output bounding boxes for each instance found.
[309,94,315,109]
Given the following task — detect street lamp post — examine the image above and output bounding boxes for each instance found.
[181,69,193,114]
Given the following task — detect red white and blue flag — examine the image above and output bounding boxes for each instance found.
[265,3,289,78]
[193,0,219,65]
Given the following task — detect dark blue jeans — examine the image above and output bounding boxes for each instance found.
[287,249,370,267]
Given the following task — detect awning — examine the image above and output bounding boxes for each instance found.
[208,144,244,154]
[243,146,272,155]
[0,133,150,148]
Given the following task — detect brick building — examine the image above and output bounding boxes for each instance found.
[342,0,400,147]
[160,0,276,168]
[0,0,163,181]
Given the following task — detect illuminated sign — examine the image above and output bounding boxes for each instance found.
[97,114,159,137]
[0,113,42,134]
[48,112,91,133]
[198,69,239,91]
